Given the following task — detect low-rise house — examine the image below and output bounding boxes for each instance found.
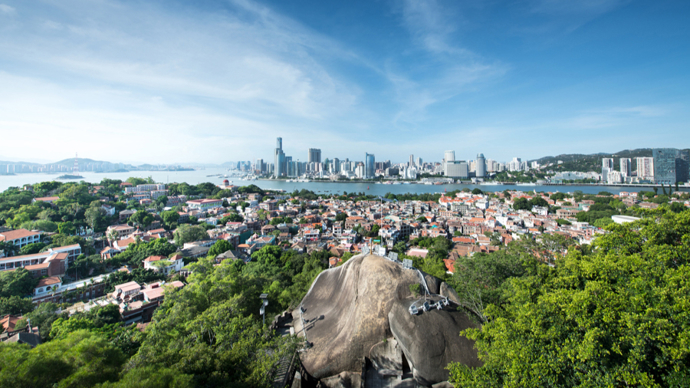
[186,199,223,211]
[114,280,184,324]
[0,229,42,250]
[32,196,59,205]
[143,254,184,275]
[0,244,80,274]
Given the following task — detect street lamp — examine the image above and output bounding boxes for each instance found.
[260,293,268,326]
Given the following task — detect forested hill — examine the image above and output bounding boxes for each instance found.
[531,148,689,173]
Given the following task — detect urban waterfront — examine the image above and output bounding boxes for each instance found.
[2,168,687,195]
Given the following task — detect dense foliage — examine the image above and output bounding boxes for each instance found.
[449,208,690,387]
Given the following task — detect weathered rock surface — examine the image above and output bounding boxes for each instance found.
[293,254,480,386]
[293,254,419,379]
[439,282,460,305]
[388,300,481,386]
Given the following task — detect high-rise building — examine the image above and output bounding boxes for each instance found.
[508,157,522,172]
[653,148,690,184]
[355,162,365,179]
[445,161,468,178]
[274,137,285,177]
[636,157,654,179]
[476,153,486,178]
[409,154,414,167]
[365,153,375,179]
[443,150,456,176]
[620,158,631,177]
[416,157,422,168]
[331,158,340,173]
[308,148,322,164]
[601,158,614,182]
[486,159,496,172]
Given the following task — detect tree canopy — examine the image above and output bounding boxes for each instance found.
[449,208,690,387]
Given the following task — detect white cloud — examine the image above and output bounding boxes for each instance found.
[0,0,369,163]
[0,4,14,14]
[387,1,507,125]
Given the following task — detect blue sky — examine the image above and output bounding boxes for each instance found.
[0,0,688,165]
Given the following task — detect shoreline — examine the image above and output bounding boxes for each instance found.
[257,178,690,191]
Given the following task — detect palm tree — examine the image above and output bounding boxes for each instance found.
[107,229,119,243]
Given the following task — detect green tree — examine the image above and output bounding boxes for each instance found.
[0,295,34,316]
[58,221,76,236]
[161,210,180,229]
[173,224,208,246]
[449,209,690,387]
[0,268,38,298]
[18,242,47,255]
[155,195,168,207]
[208,240,233,257]
[85,206,107,231]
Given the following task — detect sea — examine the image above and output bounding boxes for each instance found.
[1,167,688,196]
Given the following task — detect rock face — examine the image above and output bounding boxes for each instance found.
[388,300,481,385]
[293,254,480,386]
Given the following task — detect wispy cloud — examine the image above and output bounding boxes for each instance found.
[0,0,370,162]
[0,4,14,14]
[387,0,507,125]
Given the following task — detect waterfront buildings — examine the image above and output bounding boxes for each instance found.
[274,137,286,177]
[445,161,469,178]
[653,148,690,184]
[308,148,322,164]
[476,153,486,178]
[636,157,654,180]
[602,158,614,182]
[620,158,631,178]
[365,153,375,179]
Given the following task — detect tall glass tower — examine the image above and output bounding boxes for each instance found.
[365,153,375,179]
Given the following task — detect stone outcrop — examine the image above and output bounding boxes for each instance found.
[293,253,480,386]
[388,300,481,385]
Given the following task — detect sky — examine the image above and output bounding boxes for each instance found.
[0,0,689,165]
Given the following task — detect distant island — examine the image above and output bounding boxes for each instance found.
[56,174,84,180]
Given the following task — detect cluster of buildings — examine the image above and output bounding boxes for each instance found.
[241,137,541,181]
[601,148,689,185]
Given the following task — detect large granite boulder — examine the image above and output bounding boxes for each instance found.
[388,300,481,385]
[293,254,480,386]
[293,253,420,379]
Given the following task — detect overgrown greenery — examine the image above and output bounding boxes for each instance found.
[448,208,690,387]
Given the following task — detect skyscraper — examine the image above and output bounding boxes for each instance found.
[620,158,631,178]
[476,153,486,178]
[274,137,285,177]
[636,157,654,179]
[365,153,375,179]
[308,148,322,164]
[443,150,456,176]
[409,154,414,167]
[653,148,690,184]
[416,157,422,167]
[602,158,614,182]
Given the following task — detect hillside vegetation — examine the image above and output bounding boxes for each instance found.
[449,207,690,387]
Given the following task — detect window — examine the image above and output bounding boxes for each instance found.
[41,269,47,275]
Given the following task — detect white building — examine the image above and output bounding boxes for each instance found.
[186,199,223,211]
[636,157,654,179]
[0,229,42,250]
[143,254,184,275]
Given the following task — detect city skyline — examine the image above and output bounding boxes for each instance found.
[1,0,689,164]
